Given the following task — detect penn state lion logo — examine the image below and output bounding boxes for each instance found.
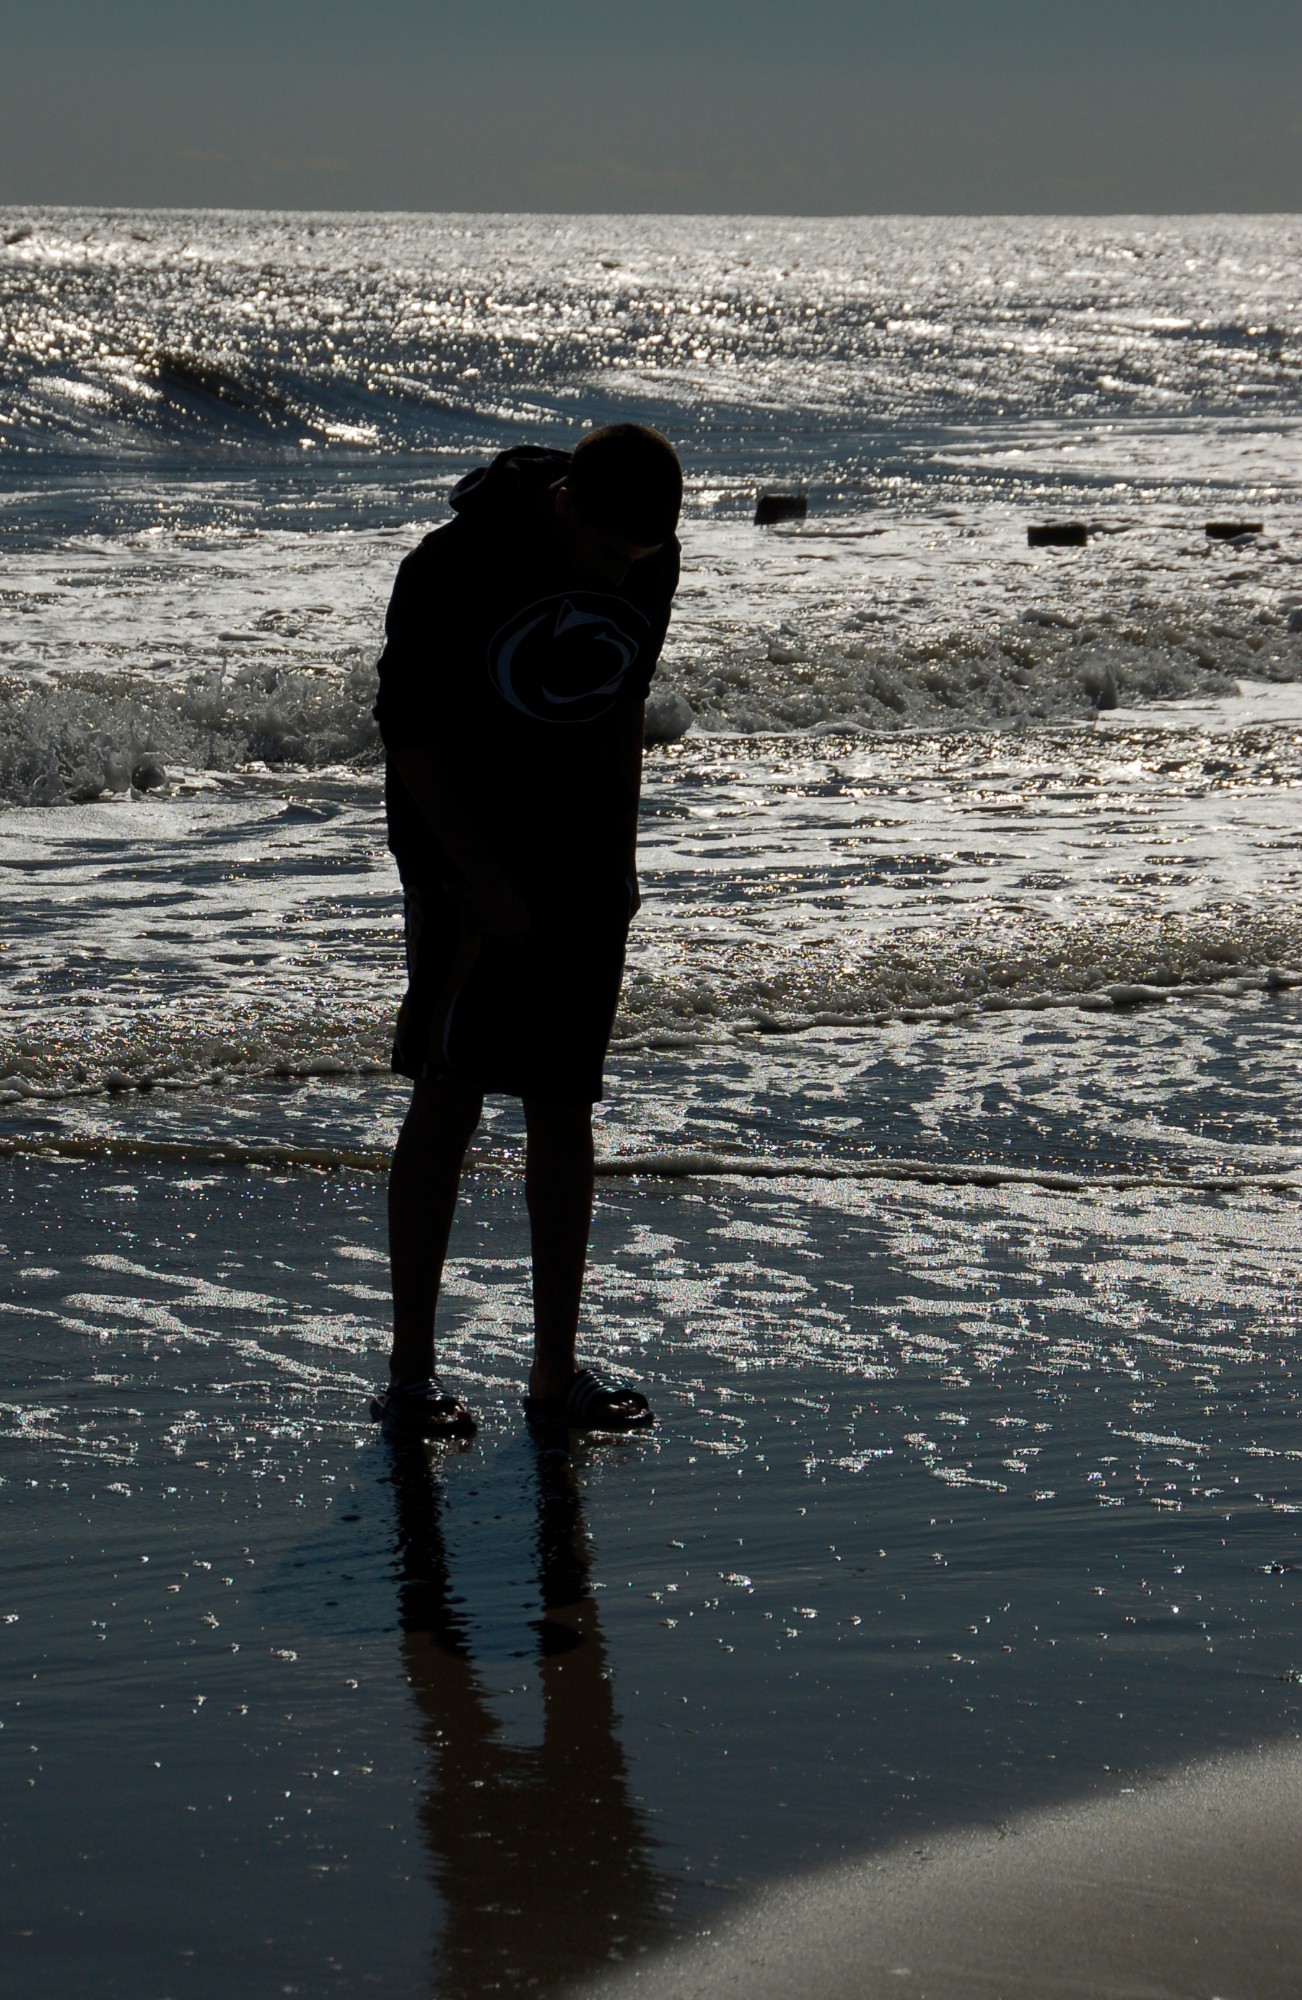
[486,592,649,724]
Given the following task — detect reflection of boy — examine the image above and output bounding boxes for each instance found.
[389,1444,669,1992]
[372,424,683,1438]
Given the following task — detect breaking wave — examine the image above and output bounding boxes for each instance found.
[3,601,1299,806]
[3,906,1300,1106]
[3,209,1300,473]
[661,600,1301,737]
[0,658,383,805]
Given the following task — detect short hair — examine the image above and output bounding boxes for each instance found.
[566,423,683,545]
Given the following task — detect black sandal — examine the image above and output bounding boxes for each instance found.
[370,1377,478,1440]
[522,1367,653,1432]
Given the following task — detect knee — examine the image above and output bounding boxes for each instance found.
[405,1075,483,1149]
[522,1098,594,1153]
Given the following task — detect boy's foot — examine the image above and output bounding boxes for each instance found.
[522,1367,653,1432]
[370,1377,478,1440]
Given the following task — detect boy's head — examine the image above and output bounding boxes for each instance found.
[554,423,682,583]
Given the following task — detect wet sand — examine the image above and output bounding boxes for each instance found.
[583,1739,1302,1999]
[2,1122,1299,1999]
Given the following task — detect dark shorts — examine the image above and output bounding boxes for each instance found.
[391,877,630,1105]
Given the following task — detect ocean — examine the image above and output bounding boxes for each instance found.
[2,208,1300,1999]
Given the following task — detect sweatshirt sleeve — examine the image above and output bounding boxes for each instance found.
[628,538,681,701]
[373,537,447,748]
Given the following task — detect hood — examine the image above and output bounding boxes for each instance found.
[448,445,571,522]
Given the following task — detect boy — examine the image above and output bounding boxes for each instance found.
[372,423,683,1438]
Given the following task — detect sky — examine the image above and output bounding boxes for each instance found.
[2,0,1299,214]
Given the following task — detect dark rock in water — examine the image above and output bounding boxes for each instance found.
[1027,522,1088,547]
[4,223,34,247]
[131,756,168,791]
[1205,520,1264,540]
[755,492,807,527]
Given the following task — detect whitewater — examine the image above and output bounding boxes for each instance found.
[2,207,1301,1108]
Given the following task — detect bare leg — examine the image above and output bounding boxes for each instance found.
[522,1097,594,1403]
[388,1074,483,1383]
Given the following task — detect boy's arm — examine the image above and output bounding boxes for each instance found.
[376,538,529,936]
[386,739,530,936]
[616,700,646,918]
[619,539,677,917]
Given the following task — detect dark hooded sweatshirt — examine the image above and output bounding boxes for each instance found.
[374,445,680,915]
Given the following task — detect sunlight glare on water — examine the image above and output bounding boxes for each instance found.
[1,206,1300,2000]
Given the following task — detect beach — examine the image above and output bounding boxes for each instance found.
[4,1129,1300,1998]
[2,207,1301,1998]
[583,1740,1302,1999]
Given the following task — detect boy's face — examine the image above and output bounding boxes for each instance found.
[553,485,664,587]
